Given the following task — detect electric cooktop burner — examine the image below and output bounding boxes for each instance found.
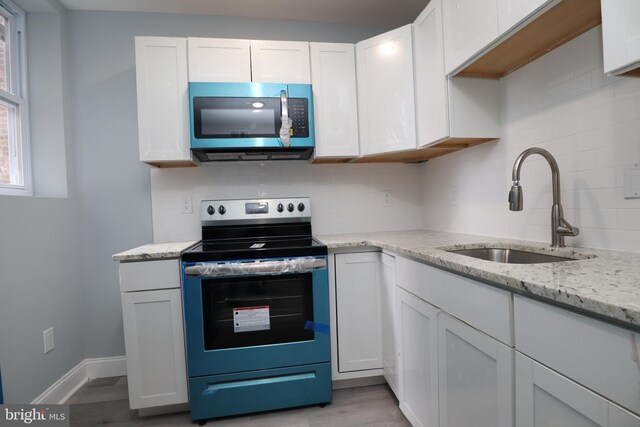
[181,197,327,263]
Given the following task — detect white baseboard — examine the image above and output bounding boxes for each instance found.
[32,356,126,405]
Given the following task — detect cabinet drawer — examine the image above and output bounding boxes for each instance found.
[119,259,180,292]
[514,295,640,416]
[396,256,512,345]
[189,362,331,421]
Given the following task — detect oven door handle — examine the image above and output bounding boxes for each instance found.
[184,257,327,277]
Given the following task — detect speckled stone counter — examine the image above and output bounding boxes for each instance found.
[112,241,199,262]
[316,230,640,328]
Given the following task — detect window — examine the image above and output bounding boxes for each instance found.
[0,0,28,196]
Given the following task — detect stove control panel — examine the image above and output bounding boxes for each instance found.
[201,197,311,223]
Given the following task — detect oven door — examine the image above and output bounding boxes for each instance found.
[182,256,330,377]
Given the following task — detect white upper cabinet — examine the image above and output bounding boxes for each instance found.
[250,40,311,83]
[135,37,193,165]
[309,43,360,159]
[497,0,549,35]
[356,25,417,156]
[442,0,499,74]
[413,0,501,148]
[601,0,640,76]
[187,38,251,82]
[413,0,449,146]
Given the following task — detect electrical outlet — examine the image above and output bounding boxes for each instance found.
[449,186,458,205]
[43,327,54,354]
[383,191,393,207]
[180,196,193,214]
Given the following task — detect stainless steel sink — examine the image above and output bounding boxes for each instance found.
[447,247,578,264]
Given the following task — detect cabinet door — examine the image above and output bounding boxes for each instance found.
[356,25,417,156]
[250,40,311,83]
[413,0,449,147]
[309,43,359,158]
[516,352,640,427]
[380,253,399,397]
[442,0,499,74]
[601,0,640,74]
[397,287,439,427]
[187,38,251,82]
[335,252,382,372]
[135,37,191,163]
[122,289,188,409]
[497,0,549,35]
[438,313,514,427]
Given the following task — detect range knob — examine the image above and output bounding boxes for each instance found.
[277,203,284,213]
[297,203,305,212]
[218,205,226,215]
[287,203,294,212]
[207,205,215,215]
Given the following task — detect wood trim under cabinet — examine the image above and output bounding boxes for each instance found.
[621,67,640,78]
[144,160,199,168]
[311,157,356,164]
[456,0,602,79]
[349,137,497,164]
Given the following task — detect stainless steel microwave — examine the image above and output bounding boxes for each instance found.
[189,82,315,161]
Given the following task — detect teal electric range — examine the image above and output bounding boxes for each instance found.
[181,198,331,423]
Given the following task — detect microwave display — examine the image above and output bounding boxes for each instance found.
[193,96,309,139]
[194,97,280,138]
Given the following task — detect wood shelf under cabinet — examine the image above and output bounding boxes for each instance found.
[456,0,602,79]
[312,137,497,164]
[144,160,199,168]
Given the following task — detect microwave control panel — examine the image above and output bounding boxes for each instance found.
[289,98,309,138]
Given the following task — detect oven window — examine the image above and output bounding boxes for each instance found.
[201,273,314,350]
[193,97,281,138]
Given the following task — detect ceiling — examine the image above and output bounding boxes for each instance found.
[56,0,430,28]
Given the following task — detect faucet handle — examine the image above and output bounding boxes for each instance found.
[557,218,580,237]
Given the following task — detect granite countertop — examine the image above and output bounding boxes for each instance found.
[316,230,640,328]
[112,241,199,262]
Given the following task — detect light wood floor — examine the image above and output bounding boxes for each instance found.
[68,376,411,426]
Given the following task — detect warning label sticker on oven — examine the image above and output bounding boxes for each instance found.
[233,306,270,333]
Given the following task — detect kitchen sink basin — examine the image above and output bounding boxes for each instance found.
[446,247,578,264]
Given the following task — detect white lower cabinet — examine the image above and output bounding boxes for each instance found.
[381,253,399,396]
[516,352,640,427]
[334,252,382,373]
[437,312,513,427]
[119,259,188,410]
[395,255,514,427]
[397,287,440,427]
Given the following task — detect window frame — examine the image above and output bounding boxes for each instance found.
[0,0,30,197]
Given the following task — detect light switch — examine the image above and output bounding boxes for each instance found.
[624,164,640,199]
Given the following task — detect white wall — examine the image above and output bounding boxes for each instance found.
[0,4,85,403]
[151,163,424,241]
[420,27,640,253]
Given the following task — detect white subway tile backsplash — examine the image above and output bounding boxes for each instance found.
[151,163,423,242]
[421,27,640,253]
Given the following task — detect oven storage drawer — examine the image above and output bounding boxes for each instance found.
[189,362,332,420]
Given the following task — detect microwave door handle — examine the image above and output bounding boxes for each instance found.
[279,90,292,147]
[280,90,289,119]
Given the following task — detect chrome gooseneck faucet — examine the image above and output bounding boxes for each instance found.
[509,147,579,247]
